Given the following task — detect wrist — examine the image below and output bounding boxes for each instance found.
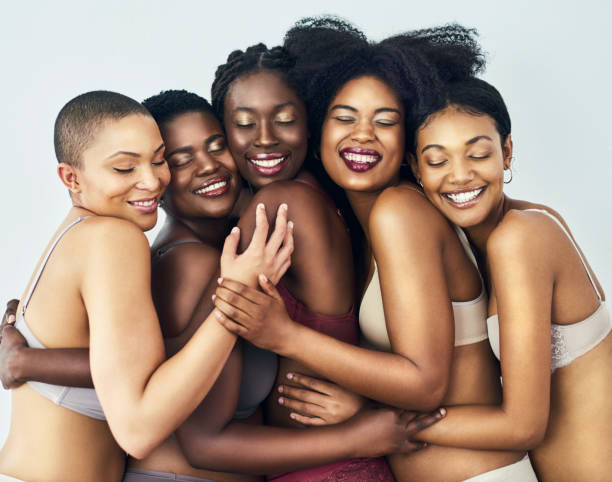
[278,321,305,358]
[8,346,29,382]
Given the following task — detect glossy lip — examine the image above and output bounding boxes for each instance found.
[441,186,486,209]
[339,147,382,173]
[193,175,231,198]
[246,152,290,176]
[127,196,160,214]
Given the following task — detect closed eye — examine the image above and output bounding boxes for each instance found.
[113,167,134,173]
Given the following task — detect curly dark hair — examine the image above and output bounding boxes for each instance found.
[142,89,214,127]
[211,43,299,123]
[283,16,486,164]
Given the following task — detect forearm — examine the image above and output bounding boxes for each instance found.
[178,420,359,474]
[12,347,92,387]
[280,323,444,410]
[414,404,545,451]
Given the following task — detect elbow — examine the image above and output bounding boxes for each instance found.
[112,420,164,460]
[397,371,449,411]
[512,419,547,450]
[419,379,448,412]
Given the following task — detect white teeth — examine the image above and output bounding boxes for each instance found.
[195,180,227,195]
[250,156,285,167]
[344,153,379,163]
[445,188,484,204]
[131,199,155,207]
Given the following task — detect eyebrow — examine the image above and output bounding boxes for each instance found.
[106,143,165,159]
[421,135,493,154]
[329,105,401,115]
[233,102,296,114]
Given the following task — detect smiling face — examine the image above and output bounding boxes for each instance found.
[223,70,308,188]
[71,113,170,231]
[159,111,241,219]
[413,105,513,228]
[320,75,405,193]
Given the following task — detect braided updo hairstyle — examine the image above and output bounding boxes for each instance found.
[211,43,298,124]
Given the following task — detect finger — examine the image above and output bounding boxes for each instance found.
[213,309,248,337]
[288,412,327,426]
[278,384,328,404]
[258,274,284,301]
[405,442,428,452]
[278,396,324,418]
[213,297,254,328]
[218,278,268,305]
[247,203,269,252]
[265,204,288,255]
[398,410,419,425]
[406,408,445,434]
[215,286,262,314]
[220,226,240,263]
[285,372,333,396]
[2,299,19,326]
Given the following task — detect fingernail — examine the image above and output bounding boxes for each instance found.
[8,315,16,324]
[231,226,239,234]
[259,273,268,283]
[289,413,296,419]
[257,203,265,210]
[278,385,284,393]
[211,294,216,301]
[280,203,288,211]
[439,408,446,417]
[286,372,294,380]
[278,397,284,405]
[215,310,223,319]
[217,277,223,284]
[288,221,294,229]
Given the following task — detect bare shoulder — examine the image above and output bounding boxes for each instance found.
[79,216,149,251]
[371,184,448,235]
[153,240,220,283]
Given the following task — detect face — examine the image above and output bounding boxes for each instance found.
[223,71,308,188]
[71,114,170,231]
[413,106,512,228]
[160,111,241,219]
[320,76,405,194]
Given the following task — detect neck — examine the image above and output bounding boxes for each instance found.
[345,190,380,243]
[464,194,512,256]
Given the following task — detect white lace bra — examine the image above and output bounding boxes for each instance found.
[486,209,611,372]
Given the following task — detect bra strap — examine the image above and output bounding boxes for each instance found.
[23,216,90,310]
[525,209,601,301]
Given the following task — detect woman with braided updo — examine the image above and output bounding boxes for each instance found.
[212,18,539,481]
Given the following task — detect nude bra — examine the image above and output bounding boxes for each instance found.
[359,225,488,351]
[15,216,106,420]
[153,238,278,420]
[486,209,611,372]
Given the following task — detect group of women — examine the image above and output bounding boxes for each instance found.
[0,16,610,482]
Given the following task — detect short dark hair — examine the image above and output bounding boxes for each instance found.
[211,43,298,123]
[142,89,214,127]
[415,78,511,152]
[54,90,150,167]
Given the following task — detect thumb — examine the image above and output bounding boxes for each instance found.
[258,274,283,301]
[221,226,240,262]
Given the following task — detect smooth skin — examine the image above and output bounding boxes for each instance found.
[214,76,522,481]
[0,113,292,482]
[410,106,612,481]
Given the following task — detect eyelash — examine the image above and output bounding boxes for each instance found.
[113,167,134,173]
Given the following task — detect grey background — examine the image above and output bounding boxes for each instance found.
[1,0,610,444]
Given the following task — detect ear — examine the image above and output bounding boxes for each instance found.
[502,134,513,170]
[57,162,81,194]
[407,152,420,184]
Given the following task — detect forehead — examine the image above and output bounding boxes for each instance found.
[161,111,222,144]
[226,71,302,111]
[418,107,499,143]
[331,75,403,112]
[82,114,162,161]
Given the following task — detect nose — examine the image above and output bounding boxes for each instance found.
[448,158,473,185]
[351,119,375,143]
[254,120,279,148]
[136,164,164,192]
[194,152,219,176]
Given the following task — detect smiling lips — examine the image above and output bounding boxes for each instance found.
[127,197,159,214]
[340,147,382,172]
[442,186,486,208]
[247,153,289,176]
[194,176,230,198]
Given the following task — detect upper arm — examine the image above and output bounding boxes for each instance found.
[369,188,454,397]
[488,212,553,435]
[81,219,166,422]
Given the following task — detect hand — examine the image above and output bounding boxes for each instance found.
[213,275,296,353]
[277,372,366,426]
[349,407,446,457]
[1,299,19,331]
[0,323,28,389]
[220,203,294,287]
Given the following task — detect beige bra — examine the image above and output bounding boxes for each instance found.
[359,226,488,351]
